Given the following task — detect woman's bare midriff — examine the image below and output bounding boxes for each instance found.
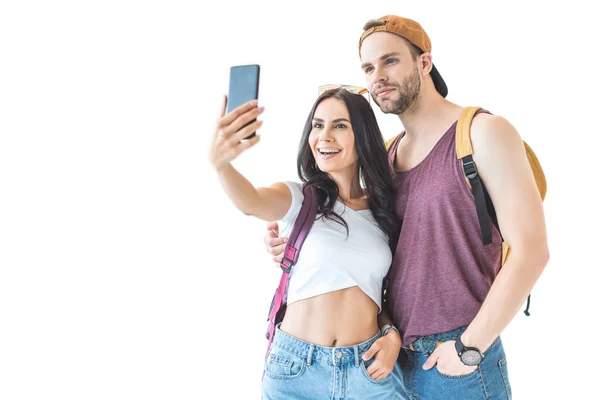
[279,286,379,347]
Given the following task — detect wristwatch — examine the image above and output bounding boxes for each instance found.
[455,336,484,366]
[380,324,400,337]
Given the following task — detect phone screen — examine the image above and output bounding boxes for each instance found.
[226,64,260,114]
[226,64,260,139]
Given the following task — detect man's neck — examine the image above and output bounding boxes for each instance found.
[398,91,461,139]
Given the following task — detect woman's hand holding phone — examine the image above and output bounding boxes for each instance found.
[210,95,264,172]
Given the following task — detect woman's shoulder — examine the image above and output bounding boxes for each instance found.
[276,181,304,226]
[278,181,304,199]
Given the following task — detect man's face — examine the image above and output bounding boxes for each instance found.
[360,32,421,115]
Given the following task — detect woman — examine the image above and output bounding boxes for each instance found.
[209,88,401,399]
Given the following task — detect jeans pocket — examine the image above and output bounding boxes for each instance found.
[435,364,480,379]
[498,357,512,399]
[264,346,305,380]
[360,358,393,384]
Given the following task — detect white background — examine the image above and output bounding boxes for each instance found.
[1,1,599,399]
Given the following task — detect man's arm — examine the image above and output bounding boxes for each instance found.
[461,113,550,352]
[264,222,288,264]
[377,308,395,330]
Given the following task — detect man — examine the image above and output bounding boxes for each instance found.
[265,15,548,399]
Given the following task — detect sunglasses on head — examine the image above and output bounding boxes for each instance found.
[317,84,369,95]
[317,84,372,106]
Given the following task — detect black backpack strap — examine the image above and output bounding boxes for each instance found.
[457,107,495,245]
[461,154,493,245]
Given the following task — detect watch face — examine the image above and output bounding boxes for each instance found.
[461,349,482,366]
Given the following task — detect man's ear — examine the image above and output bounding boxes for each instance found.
[420,53,434,76]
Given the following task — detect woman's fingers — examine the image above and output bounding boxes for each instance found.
[230,134,261,158]
[231,119,263,143]
[210,99,263,169]
[218,99,257,129]
[224,107,264,138]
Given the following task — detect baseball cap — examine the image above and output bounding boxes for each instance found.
[358,15,448,98]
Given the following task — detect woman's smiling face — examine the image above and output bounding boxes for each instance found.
[309,98,358,174]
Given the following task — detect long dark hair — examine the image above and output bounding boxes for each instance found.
[297,89,398,242]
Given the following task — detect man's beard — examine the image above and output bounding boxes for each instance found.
[374,67,421,115]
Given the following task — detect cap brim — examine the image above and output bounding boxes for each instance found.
[430,64,448,98]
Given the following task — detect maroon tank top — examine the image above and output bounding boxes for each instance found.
[387,114,502,346]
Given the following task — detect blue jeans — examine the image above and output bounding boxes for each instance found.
[262,326,403,399]
[395,326,512,400]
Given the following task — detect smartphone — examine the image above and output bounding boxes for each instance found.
[226,64,260,139]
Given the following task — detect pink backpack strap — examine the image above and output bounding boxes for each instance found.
[263,184,318,377]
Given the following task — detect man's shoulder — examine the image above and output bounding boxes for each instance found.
[385,132,404,151]
[470,112,522,151]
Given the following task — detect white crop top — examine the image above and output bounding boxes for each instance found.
[278,182,393,312]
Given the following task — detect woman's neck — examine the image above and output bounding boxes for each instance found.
[329,168,364,203]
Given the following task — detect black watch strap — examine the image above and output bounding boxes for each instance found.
[454,336,466,354]
[455,336,484,366]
